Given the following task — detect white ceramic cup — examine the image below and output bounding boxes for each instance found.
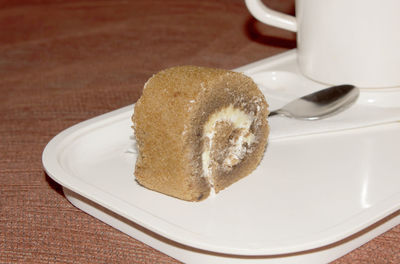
[245,0,400,88]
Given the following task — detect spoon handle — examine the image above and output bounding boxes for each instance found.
[268,110,279,117]
[268,109,289,118]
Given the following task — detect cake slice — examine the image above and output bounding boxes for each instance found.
[132,66,269,201]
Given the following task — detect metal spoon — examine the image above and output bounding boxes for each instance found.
[269,84,359,120]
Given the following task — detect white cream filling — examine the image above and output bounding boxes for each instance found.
[201,105,256,189]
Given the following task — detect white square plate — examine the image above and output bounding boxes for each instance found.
[43,50,400,263]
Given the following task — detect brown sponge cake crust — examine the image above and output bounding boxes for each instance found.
[133,66,269,201]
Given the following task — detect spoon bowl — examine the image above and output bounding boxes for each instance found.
[269,84,359,120]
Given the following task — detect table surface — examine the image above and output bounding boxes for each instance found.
[1,0,399,263]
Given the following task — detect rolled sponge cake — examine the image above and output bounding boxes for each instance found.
[132,66,269,201]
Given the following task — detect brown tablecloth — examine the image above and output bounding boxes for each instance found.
[1,0,399,263]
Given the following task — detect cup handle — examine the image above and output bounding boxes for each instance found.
[245,0,297,32]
